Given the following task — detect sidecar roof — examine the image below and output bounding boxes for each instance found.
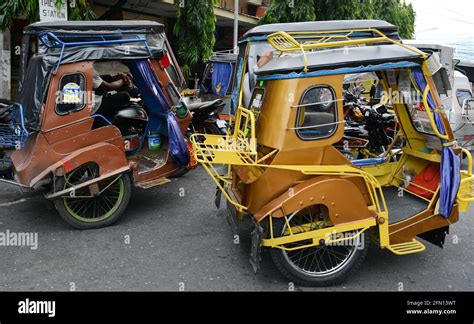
[29,20,166,62]
[24,20,164,35]
[255,44,424,80]
[23,20,167,90]
[18,21,168,129]
[208,53,238,64]
[242,20,399,40]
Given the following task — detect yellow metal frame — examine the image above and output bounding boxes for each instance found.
[261,217,376,251]
[266,28,427,72]
[386,239,426,255]
[457,148,474,210]
[421,86,450,141]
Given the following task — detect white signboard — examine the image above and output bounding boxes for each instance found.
[39,0,68,22]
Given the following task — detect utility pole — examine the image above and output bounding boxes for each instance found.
[233,0,239,54]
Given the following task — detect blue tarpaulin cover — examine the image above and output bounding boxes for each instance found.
[128,59,189,166]
[411,67,460,218]
[211,62,233,96]
[167,112,190,166]
[128,59,169,135]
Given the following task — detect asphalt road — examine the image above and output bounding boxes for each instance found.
[0,166,472,291]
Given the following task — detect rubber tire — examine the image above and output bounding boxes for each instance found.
[53,173,132,230]
[269,218,370,287]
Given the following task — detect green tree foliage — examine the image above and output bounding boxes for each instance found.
[259,0,316,24]
[315,0,373,20]
[262,0,416,39]
[373,0,415,39]
[0,0,96,31]
[317,0,415,39]
[174,0,218,77]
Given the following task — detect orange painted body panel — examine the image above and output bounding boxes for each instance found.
[253,176,372,224]
[236,75,368,216]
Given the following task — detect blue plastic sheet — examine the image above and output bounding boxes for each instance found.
[352,157,388,167]
[167,112,190,166]
[411,67,460,218]
[128,59,169,135]
[211,62,233,96]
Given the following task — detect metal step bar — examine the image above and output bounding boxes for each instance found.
[386,239,426,255]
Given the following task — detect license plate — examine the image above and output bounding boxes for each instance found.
[216,119,227,129]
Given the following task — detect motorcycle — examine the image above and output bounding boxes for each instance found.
[183,98,227,136]
[338,89,399,159]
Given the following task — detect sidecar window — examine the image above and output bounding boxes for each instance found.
[296,86,337,140]
[55,73,86,115]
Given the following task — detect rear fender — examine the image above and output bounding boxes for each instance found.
[29,142,129,188]
[254,176,373,226]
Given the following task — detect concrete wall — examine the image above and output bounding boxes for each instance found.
[217,0,263,14]
[0,30,11,100]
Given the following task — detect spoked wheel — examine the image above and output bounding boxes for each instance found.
[53,164,132,230]
[269,205,369,287]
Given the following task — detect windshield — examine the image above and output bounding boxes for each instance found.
[343,72,379,98]
[247,42,276,89]
[241,42,278,108]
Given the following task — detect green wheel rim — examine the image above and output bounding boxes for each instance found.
[62,166,125,223]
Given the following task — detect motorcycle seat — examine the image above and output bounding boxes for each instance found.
[113,106,148,122]
[109,103,149,135]
[184,99,223,112]
[352,157,387,167]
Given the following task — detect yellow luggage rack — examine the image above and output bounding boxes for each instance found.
[189,106,266,212]
[266,28,427,72]
[190,106,260,166]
